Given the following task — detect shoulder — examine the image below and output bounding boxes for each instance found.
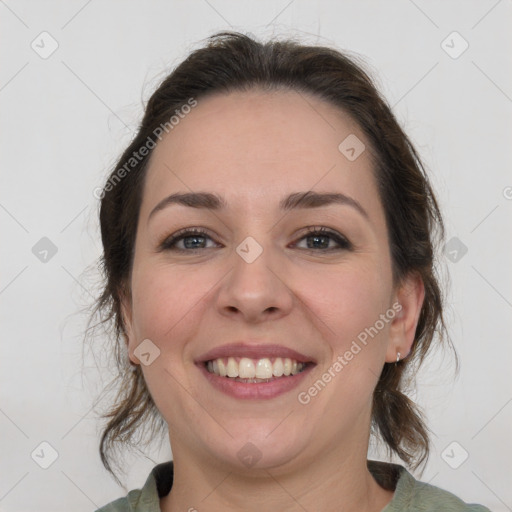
[94,493,134,512]
[94,486,156,512]
[94,488,143,512]
[94,461,174,512]
[388,464,492,511]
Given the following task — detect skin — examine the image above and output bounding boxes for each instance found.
[121,89,425,512]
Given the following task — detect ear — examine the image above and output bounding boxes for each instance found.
[119,285,139,366]
[385,272,425,363]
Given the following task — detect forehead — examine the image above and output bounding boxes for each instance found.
[142,89,379,214]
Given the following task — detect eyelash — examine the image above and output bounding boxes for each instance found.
[158,226,352,253]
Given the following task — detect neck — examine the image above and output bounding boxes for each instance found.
[160,437,394,512]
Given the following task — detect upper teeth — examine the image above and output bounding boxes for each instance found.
[206,357,305,378]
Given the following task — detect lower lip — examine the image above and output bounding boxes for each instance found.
[197,363,314,400]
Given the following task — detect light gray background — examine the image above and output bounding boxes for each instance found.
[1,1,511,511]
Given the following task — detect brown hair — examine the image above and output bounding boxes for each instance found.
[88,31,457,485]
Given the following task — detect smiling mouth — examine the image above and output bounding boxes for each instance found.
[204,356,311,383]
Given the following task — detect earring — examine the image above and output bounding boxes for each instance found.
[396,352,401,365]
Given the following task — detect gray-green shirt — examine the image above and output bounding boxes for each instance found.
[95,460,492,511]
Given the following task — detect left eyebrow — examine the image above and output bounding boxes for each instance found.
[148,190,369,222]
[280,191,369,219]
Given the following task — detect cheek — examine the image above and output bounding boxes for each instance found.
[129,265,209,416]
[129,263,208,345]
[298,260,391,347]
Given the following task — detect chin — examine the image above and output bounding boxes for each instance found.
[206,423,309,473]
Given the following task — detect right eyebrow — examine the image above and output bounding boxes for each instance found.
[148,192,227,223]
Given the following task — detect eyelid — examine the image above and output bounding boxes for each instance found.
[157,227,218,252]
[157,225,353,252]
[294,225,353,250]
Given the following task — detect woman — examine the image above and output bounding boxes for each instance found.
[92,31,491,511]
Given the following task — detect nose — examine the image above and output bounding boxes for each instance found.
[216,239,294,324]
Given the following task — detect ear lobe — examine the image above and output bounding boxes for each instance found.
[386,272,425,363]
[119,286,138,365]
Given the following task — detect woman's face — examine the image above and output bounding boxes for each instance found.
[122,89,422,472]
